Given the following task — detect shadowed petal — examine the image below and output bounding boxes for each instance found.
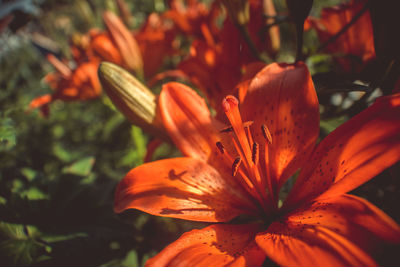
[114,157,258,222]
[284,94,400,208]
[160,82,221,161]
[237,62,266,103]
[146,224,266,267]
[241,62,319,190]
[256,194,400,266]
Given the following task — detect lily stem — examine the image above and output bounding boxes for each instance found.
[237,24,263,62]
[295,22,304,62]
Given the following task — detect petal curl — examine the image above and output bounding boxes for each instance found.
[256,194,400,267]
[285,94,400,208]
[241,62,319,190]
[114,157,257,222]
[146,224,266,267]
[160,82,220,161]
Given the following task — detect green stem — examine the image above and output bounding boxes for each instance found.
[295,22,304,62]
[237,24,262,61]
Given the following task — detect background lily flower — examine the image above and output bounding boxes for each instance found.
[306,0,375,72]
[102,11,143,76]
[163,0,220,39]
[135,13,178,80]
[160,0,282,113]
[114,62,400,266]
[28,54,101,116]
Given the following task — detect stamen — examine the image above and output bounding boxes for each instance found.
[252,142,259,164]
[216,141,225,154]
[243,121,254,128]
[220,126,233,133]
[220,121,253,133]
[232,157,242,176]
[261,124,273,144]
[222,96,253,168]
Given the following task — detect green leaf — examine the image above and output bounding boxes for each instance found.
[131,126,146,164]
[0,117,16,151]
[0,222,47,267]
[122,250,139,267]
[99,249,140,267]
[320,116,347,134]
[20,168,37,182]
[20,187,49,200]
[62,156,95,176]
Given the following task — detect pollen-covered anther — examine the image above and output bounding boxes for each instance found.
[220,126,234,133]
[243,121,254,128]
[216,141,225,154]
[252,142,259,164]
[232,157,242,176]
[222,95,239,113]
[261,124,273,144]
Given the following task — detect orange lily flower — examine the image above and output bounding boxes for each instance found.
[135,13,178,79]
[102,11,143,75]
[164,0,220,39]
[29,11,146,115]
[114,62,400,266]
[68,12,143,73]
[29,55,101,116]
[177,39,265,113]
[174,0,280,110]
[306,0,375,72]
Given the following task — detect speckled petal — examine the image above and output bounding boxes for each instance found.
[114,157,258,222]
[240,62,319,190]
[160,82,220,161]
[256,194,400,267]
[284,94,400,208]
[146,223,266,267]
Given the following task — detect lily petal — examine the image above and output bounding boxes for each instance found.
[285,94,400,208]
[241,62,319,190]
[146,223,266,267]
[114,157,257,222]
[160,82,220,161]
[103,11,143,73]
[256,194,399,267]
[256,195,400,266]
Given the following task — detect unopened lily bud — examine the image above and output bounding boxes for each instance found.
[98,62,168,140]
[103,11,144,77]
[286,0,313,25]
[221,0,250,26]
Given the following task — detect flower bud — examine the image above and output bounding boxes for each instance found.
[98,62,168,140]
[286,0,313,25]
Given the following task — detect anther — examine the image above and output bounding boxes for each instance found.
[220,121,253,133]
[216,141,225,154]
[252,142,259,164]
[243,121,254,128]
[220,126,234,133]
[261,124,273,144]
[232,157,242,176]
